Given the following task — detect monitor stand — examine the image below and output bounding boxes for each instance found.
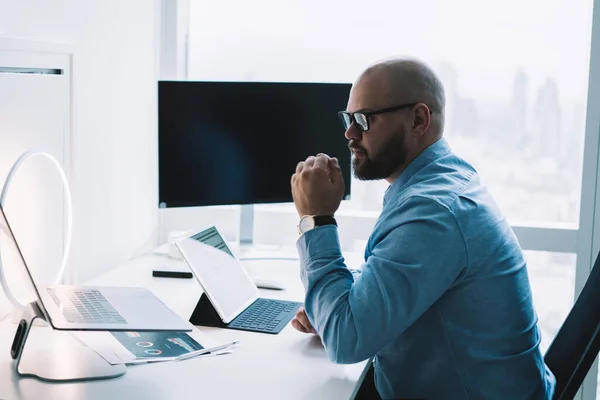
[10,301,126,382]
[236,204,299,263]
[238,204,255,249]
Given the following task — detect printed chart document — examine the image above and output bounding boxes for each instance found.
[72,327,237,365]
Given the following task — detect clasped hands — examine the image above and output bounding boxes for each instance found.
[290,153,345,335]
[290,153,345,218]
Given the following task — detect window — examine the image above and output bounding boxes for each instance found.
[187,0,594,228]
[525,251,576,353]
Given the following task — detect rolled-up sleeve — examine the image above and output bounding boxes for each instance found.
[296,196,468,364]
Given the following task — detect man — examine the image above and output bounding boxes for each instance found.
[290,56,556,399]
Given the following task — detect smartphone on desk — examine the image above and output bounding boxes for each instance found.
[152,269,193,279]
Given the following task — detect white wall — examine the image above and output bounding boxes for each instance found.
[0,0,161,282]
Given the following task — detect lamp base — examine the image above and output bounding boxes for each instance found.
[11,302,126,382]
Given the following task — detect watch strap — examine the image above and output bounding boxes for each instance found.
[313,215,337,227]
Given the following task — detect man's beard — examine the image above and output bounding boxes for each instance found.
[350,132,408,181]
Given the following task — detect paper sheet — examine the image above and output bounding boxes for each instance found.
[71,327,234,365]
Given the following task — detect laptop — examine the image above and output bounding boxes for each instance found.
[0,205,192,332]
[174,226,302,334]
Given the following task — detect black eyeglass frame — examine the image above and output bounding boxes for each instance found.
[338,103,432,132]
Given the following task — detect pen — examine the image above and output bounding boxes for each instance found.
[176,340,240,361]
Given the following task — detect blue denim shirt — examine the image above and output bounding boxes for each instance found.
[297,138,556,399]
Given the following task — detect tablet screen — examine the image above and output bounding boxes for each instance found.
[189,227,234,257]
[175,226,259,323]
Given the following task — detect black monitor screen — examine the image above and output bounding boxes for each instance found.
[158,81,352,208]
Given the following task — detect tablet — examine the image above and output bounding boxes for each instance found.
[174,226,259,324]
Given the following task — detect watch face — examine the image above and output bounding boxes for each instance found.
[298,215,315,233]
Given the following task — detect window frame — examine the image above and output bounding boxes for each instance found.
[574,0,600,397]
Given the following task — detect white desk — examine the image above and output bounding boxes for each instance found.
[0,249,370,400]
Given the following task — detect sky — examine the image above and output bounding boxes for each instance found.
[188,0,594,103]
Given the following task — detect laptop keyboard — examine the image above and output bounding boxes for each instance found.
[46,287,127,324]
[228,298,302,334]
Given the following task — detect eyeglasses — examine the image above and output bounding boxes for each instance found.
[338,103,429,132]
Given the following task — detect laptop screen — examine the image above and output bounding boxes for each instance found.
[0,206,51,321]
[175,226,259,323]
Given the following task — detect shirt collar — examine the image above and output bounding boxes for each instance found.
[383,137,452,206]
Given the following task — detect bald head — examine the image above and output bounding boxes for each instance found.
[357,56,446,134]
[345,56,447,183]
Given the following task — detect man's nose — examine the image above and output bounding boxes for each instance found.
[344,123,362,141]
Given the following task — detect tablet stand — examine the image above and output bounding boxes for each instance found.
[189,292,302,335]
[10,301,127,382]
[189,293,226,327]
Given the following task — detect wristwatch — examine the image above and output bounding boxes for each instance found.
[297,215,337,235]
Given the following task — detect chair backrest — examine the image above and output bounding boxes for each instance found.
[544,249,600,400]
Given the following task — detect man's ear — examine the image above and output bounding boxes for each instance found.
[412,104,431,134]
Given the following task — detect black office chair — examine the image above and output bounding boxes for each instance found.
[543,249,600,400]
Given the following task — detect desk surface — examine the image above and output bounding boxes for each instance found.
[0,249,369,400]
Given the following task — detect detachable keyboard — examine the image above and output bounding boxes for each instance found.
[46,287,127,324]
[227,298,302,334]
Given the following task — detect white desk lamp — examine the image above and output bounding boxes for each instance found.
[0,150,73,317]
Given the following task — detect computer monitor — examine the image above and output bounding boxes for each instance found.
[158,81,352,208]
